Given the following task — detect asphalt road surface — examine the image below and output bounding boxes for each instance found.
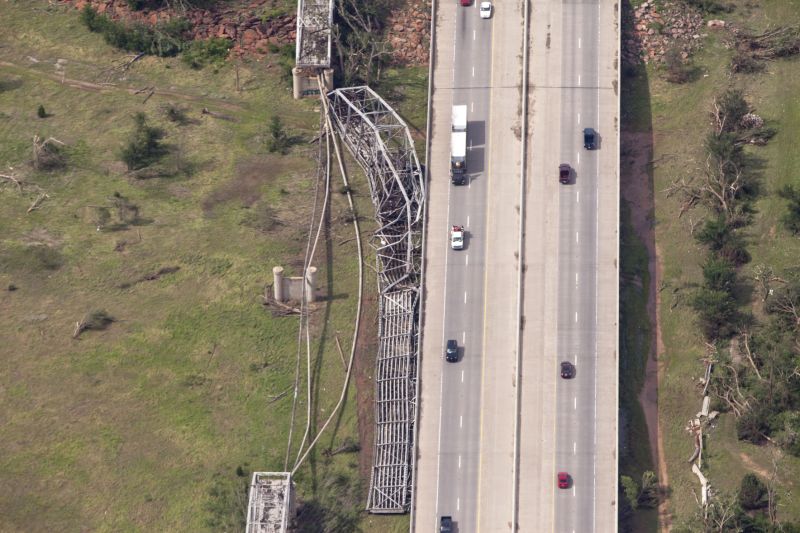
[518,0,619,531]
[434,1,494,528]
[416,0,524,530]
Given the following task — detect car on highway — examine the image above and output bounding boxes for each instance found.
[558,471,571,489]
[451,225,465,250]
[559,163,571,184]
[479,1,493,18]
[445,339,458,362]
[440,516,454,532]
[561,361,575,379]
[583,127,596,150]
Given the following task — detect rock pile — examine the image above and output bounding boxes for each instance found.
[64,0,296,57]
[385,0,431,66]
[65,0,432,67]
[623,0,706,65]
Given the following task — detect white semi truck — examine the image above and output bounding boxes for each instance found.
[450,105,467,185]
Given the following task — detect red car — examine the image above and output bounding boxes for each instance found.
[460,0,471,5]
[558,472,571,489]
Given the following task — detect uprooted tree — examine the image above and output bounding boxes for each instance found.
[32,135,66,171]
[732,25,800,73]
[72,309,115,339]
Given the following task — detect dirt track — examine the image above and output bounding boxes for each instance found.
[0,60,243,111]
[622,130,672,532]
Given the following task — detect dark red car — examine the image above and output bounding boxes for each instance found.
[558,472,571,489]
[559,164,571,184]
[460,0,471,5]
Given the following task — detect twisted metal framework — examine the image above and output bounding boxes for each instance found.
[327,86,425,513]
[296,0,334,68]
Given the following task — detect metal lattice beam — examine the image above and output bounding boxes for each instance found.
[296,0,334,68]
[245,472,294,533]
[327,86,425,513]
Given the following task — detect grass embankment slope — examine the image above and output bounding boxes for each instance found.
[624,0,800,527]
[0,2,419,531]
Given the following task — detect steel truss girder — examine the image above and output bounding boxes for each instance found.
[296,0,334,68]
[327,86,424,513]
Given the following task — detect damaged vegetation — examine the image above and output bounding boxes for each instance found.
[731,25,800,73]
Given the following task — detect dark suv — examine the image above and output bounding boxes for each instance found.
[583,128,596,150]
[561,361,575,379]
[445,340,458,362]
[440,516,454,532]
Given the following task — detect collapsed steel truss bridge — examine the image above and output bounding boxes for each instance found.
[327,86,425,513]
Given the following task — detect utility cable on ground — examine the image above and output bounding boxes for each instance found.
[292,76,364,475]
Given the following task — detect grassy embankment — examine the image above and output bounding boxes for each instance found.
[623,0,800,527]
[0,2,423,531]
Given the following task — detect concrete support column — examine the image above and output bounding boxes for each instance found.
[321,68,334,92]
[292,67,303,100]
[273,266,285,302]
[305,267,317,304]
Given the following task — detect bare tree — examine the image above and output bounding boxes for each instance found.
[332,0,393,85]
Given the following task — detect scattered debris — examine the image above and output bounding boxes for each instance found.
[118,266,180,289]
[72,309,115,339]
[201,107,236,121]
[32,135,65,171]
[624,0,705,65]
[323,438,361,457]
[732,25,800,69]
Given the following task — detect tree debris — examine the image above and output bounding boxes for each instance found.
[72,309,115,339]
[118,266,180,289]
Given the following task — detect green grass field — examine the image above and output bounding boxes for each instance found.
[0,2,420,531]
[622,0,800,527]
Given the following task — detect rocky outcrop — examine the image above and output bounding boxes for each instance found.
[623,0,706,65]
[385,0,431,66]
[64,0,433,66]
[63,0,296,57]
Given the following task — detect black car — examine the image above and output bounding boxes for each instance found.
[559,163,571,184]
[445,340,458,362]
[583,128,596,150]
[440,516,454,533]
[561,361,575,379]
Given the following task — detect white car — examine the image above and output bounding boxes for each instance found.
[451,225,465,250]
[479,1,492,19]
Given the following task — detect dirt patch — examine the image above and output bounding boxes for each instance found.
[354,292,379,490]
[22,228,61,248]
[202,156,287,214]
[739,452,772,479]
[622,130,672,531]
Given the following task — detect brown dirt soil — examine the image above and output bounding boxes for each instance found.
[739,452,772,479]
[621,130,672,531]
[354,292,379,490]
[202,156,286,213]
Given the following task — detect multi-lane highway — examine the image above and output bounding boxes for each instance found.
[416,0,523,530]
[434,1,494,527]
[415,0,618,531]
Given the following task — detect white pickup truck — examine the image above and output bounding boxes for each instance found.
[450,225,465,250]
